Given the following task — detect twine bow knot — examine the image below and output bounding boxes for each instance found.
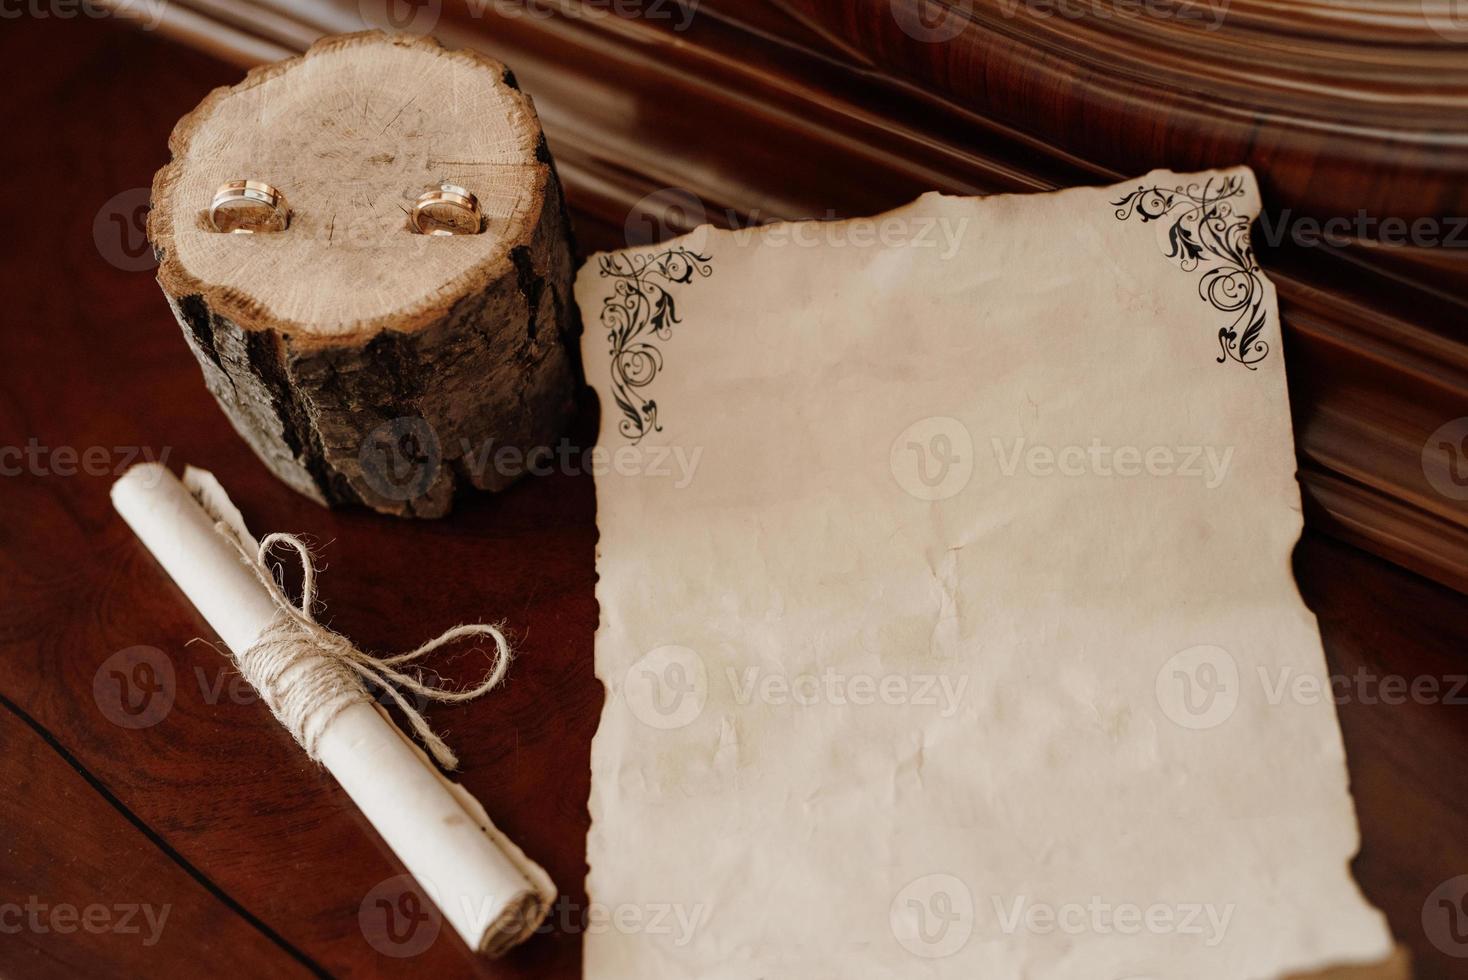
[224,529,511,770]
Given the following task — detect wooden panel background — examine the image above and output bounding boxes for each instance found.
[5,5,1468,980]
[106,0,1468,595]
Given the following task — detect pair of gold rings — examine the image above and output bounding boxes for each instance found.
[206,181,483,236]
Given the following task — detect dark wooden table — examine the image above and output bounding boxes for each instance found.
[1,14,1465,979]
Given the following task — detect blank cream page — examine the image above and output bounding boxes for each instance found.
[575,168,1397,980]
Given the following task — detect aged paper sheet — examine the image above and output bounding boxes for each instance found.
[576,169,1396,979]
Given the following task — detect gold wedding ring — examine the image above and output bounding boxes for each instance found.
[208,180,289,234]
[410,182,482,236]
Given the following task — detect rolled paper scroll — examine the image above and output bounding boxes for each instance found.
[110,463,555,956]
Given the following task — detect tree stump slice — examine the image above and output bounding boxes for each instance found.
[148,31,578,517]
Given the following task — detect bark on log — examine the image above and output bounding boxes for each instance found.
[148,30,578,517]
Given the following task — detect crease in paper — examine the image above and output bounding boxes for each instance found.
[576,169,1398,980]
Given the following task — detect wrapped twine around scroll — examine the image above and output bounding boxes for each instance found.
[214,528,511,770]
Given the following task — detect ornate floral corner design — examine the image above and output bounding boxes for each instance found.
[599,246,713,442]
[1112,176,1270,369]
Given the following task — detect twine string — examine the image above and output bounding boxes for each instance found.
[221,527,511,770]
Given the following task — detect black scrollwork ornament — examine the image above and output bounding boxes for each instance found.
[1113,176,1270,369]
[599,246,713,442]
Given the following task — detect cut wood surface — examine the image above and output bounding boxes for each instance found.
[148,31,578,517]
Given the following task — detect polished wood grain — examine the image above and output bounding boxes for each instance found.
[0,706,313,978]
[3,8,1466,979]
[1,22,594,978]
[111,0,1468,596]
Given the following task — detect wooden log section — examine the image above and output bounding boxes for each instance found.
[148,31,578,517]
